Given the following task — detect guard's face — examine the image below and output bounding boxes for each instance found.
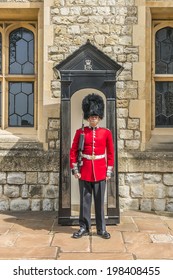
[88,115,100,127]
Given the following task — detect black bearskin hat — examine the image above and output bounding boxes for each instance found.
[82,93,104,120]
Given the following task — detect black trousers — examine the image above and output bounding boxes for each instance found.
[79,180,106,231]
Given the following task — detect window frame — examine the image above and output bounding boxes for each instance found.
[0,21,37,131]
[152,21,173,131]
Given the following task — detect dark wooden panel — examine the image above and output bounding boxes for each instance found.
[60,100,71,209]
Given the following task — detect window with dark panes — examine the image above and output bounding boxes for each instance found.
[155,26,173,127]
[9,28,34,127]
[9,28,34,74]
[0,23,36,129]
[9,82,34,127]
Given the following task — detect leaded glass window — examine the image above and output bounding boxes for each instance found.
[0,23,36,129]
[155,26,173,127]
[156,82,173,126]
[9,82,34,127]
[9,27,34,74]
[155,27,173,74]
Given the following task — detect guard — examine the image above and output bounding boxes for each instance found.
[70,93,114,239]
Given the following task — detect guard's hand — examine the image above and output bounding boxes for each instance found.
[106,177,111,181]
[74,173,81,179]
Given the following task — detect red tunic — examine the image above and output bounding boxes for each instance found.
[70,126,114,182]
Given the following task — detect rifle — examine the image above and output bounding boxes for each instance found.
[77,122,85,171]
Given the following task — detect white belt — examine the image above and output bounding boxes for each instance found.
[82,153,105,160]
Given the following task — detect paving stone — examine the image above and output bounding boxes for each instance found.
[14,234,53,247]
[121,210,158,218]
[123,232,152,244]
[126,243,173,259]
[52,233,90,252]
[132,217,170,233]
[0,224,13,234]
[0,247,58,260]
[0,233,19,247]
[51,224,77,233]
[106,217,138,232]
[92,231,125,253]
[113,222,138,232]
[164,220,173,230]
[150,234,173,243]
[9,220,53,235]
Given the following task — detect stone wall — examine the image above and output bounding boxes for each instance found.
[0,118,59,211]
[50,0,141,151]
[119,172,173,212]
[119,151,173,212]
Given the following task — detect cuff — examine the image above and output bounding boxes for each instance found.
[106,166,113,177]
[71,163,79,175]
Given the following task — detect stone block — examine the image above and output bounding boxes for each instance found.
[166,200,173,212]
[120,129,133,140]
[143,184,156,198]
[125,173,143,187]
[7,173,25,185]
[0,185,2,196]
[47,130,59,140]
[119,197,139,210]
[167,187,173,198]
[117,88,138,99]
[117,100,129,108]
[44,186,58,199]
[49,173,59,185]
[0,172,6,184]
[118,140,124,150]
[26,172,38,184]
[42,199,54,211]
[60,7,70,15]
[21,185,29,198]
[31,199,41,211]
[117,118,126,129]
[48,119,60,130]
[127,118,140,130]
[29,185,43,198]
[95,34,105,45]
[119,173,125,186]
[10,198,30,211]
[131,185,143,198]
[117,108,129,118]
[68,25,80,34]
[38,172,49,184]
[140,199,152,212]
[0,198,9,211]
[134,131,140,139]
[125,140,140,150]
[144,173,162,183]
[4,186,20,198]
[163,174,173,186]
[154,184,166,199]
[119,185,130,198]
[153,199,166,211]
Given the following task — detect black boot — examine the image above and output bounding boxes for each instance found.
[72,228,89,239]
[97,230,111,239]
